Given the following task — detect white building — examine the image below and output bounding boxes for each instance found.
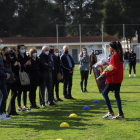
[2,36,121,62]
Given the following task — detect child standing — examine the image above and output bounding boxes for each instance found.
[101,41,124,119]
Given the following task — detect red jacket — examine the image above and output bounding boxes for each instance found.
[105,52,123,84]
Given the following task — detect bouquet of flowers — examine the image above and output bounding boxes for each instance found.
[96,65,114,80]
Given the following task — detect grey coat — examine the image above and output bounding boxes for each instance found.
[79,55,90,71]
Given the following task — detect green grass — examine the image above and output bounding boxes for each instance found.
[0,64,140,140]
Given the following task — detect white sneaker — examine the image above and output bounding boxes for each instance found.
[41,105,46,107]
[3,113,12,119]
[129,74,131,77]
[102,112,114,119]
[0,114,10,120]
[112,114,124,119]
[134,74,136,77]
[89,75,91,77]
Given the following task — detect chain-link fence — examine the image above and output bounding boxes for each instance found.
[56,24,140,62]
[2,24,140,62]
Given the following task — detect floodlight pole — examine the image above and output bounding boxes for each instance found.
[56,24,58,48]
[123,24,125,48]
[105,44,106,60]
[102,24,104,51]
[79,24,81,51]
[101,24,105,58]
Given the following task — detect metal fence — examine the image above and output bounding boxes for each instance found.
[56,24,140,61]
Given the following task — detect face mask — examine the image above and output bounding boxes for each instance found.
[10,53,15,57]
[32,53,37,57]
[20,49,25,54]
[131,51,134,53]
[55,53,59,57]
[83,51,86,54]
[5,53,10,57]
[65,51,68,54]
[92,52,94,54]
[49,49,54,54]
[0,44,4,49]
[45,51,49,55]
[126,50,128,52]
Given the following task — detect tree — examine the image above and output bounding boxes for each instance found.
[0,0,63,37]
[121,0,140,42]
[16,0,58,37]
[66,0,104,37]
[103,0,124,39]
[0,0,18,37]
[52,0,71,37]
[104,0,140,42]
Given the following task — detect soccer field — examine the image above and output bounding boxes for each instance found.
[0,64,140,140]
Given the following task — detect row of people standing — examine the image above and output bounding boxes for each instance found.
[0,42,76,120]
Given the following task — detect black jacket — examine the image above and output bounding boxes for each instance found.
[29,57,42,86]
[10,55,20,86]
[17,54,30,73]
[39,53,53,80]
[129,52,136,63]
[3,55,14,84]
[60,54,75,75]
[55,56,61,73]
[52,54,59,74]
[0,54,7,79]
[17,54,31,91]
[124,52,129,60]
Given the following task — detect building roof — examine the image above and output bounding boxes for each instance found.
[1,36,120,44]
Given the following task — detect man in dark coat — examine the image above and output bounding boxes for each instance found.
[60,45,75,100]
[48,46,58,102]
[39,46,55,106]
[0,42,10,120]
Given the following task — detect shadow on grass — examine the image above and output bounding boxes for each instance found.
[0,99,118,130]
[125,118,140,121]
[121,85,140,86]
[120,92,140,93]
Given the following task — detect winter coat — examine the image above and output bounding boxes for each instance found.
[129,52,136,63]
[89,53,97,67]
[39,52,53,80]
[124,52,129,60]
[105,52,123,84]
[29,57,42,86]
[79,55,90,71]
[17,54,31,91]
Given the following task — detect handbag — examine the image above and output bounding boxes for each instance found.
[57,72,63,81]
[19,68,30,85]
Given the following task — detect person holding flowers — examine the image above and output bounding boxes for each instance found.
[101,41,124,119]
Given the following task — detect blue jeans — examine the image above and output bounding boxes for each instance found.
[102,88,123,115]
[0,79,8,114]
[123,59,129,70]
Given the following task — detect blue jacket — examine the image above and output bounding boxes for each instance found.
[0,54,7,78]
[60,54,75,75]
